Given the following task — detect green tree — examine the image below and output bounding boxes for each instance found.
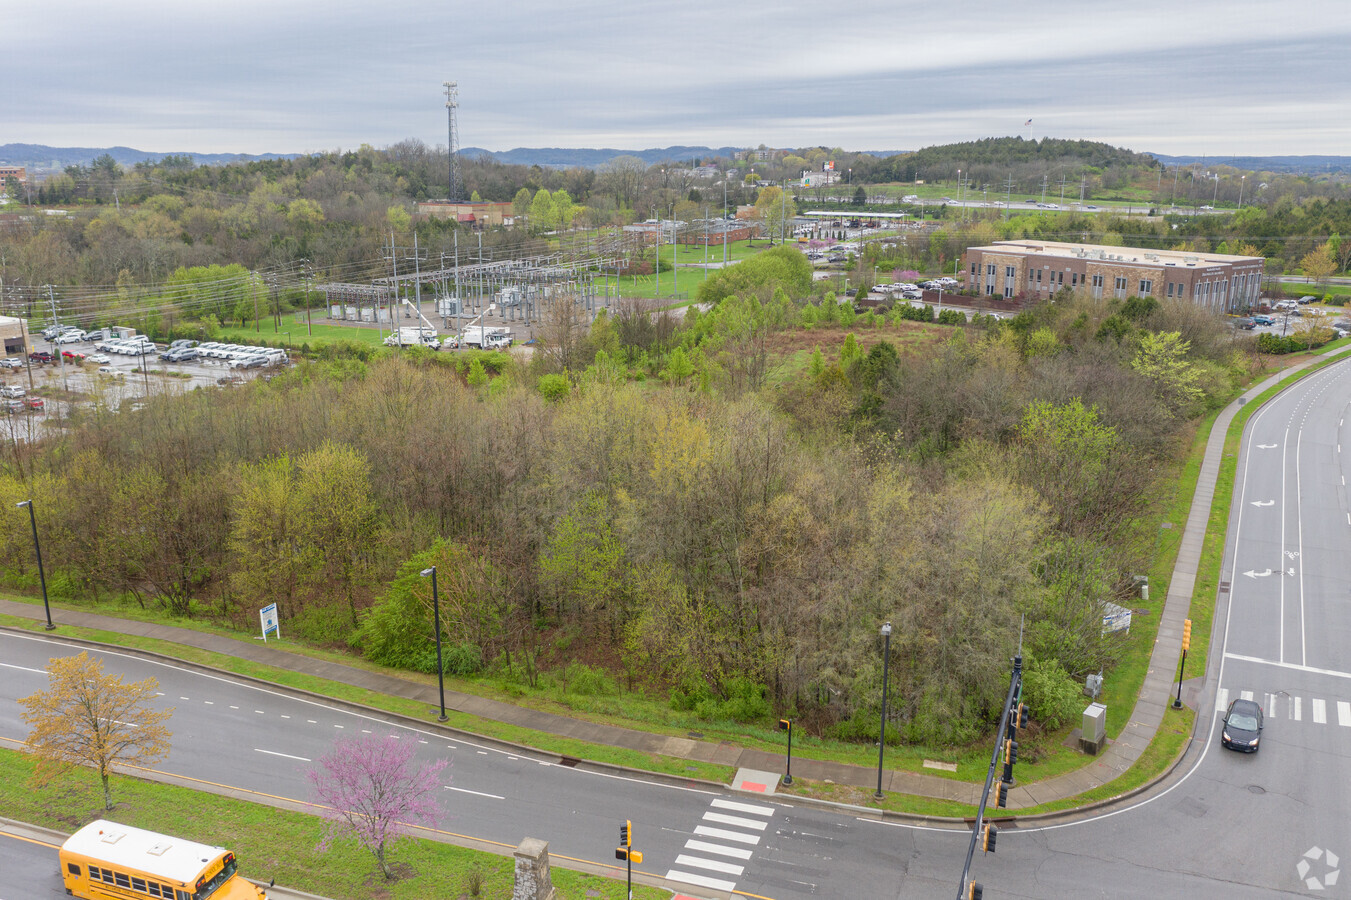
[529,189,556,233]
[539,491,626,618]
[293,442,380,626]
[1301,242,1336,286]
[1132,331,1203,415]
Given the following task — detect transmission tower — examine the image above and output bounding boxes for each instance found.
[444,81,462,202]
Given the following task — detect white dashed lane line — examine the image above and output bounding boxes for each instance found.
[255,748,310,762]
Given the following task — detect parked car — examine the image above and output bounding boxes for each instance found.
[1234,318,1256,330]
[28,351,53,364]
[54,331,86,344]
[96,366,123,378]
[62,351,86,361]
[23,397,44,411]
[0,358,22,370]
[1,385,26,399]
[3,399,24,414]
[1252,315,1275,326]
[1221,698,1263,752]
[88,354,111,364]
[1297,295,1318,305]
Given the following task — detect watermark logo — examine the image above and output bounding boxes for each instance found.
[1297,847,1339,891]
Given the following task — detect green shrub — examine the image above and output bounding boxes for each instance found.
[442,642,484,676]
[693,677,770,723]
[537,373,570,402]
[670,675,713,711]
[563,662,615,697]
[1021,657,1084,731]
[936,308,967,325]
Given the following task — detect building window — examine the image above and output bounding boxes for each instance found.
[1091,274,1104,298]
[986,264,996,276]
[1071,272,1079,286]
[1058,271,1065,286]
[986,282,997,295]
[1005,266,1015,278]
[1004,284,1014,298]
[1029,271,1036,285]
[1139,279,1153,295]
[1114,276,1127,299]
[1177,283,1186,299]
[971,262,978,276]
[1167,282,1174,297]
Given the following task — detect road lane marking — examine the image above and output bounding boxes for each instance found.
[685,840,753,860]
[710,798,775,816]
[664,870,736,892]
[674,854,743,876]
[444,786,503,799]
[1339,702,1351,726]
[1313,698,1327,724]
[255,748,310,762]
[1215,688,1229,712]
[0,656,51,670]
[703,812,768,831]
[204,701,213,705]
[254,710,264,714]
[693,826,760,845]
[1224,652,1351,680]
[1296,426,1308,666]
[1241,690,1254,701]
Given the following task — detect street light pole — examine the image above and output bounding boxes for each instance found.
[875,621,892,800]
[17,499,54,630]
[419,566,448,722]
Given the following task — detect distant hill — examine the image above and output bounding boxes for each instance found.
[0,143,298,171]
[1148,153,1351,175]
[461,145,747,168]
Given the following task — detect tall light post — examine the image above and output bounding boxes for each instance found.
[875,620,892,800]
[17,499,54,630]
[419,566,449,722]
[1212,174,1220,208]
[1238,175,1246,211]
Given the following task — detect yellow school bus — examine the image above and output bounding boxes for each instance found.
[60,820,267,900]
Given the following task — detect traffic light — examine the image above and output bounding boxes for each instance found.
[983,823,998,853]
[1014,702,1027,729]
[620,820,631,848]
[778,718,790,732]
[614,847,643,863]
[1004,738,1018,766]
[967,881,983,900]
[1181,618,1192,651]
[994,779,1009,808]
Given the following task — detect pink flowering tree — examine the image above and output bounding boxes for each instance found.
[308,734,449,880]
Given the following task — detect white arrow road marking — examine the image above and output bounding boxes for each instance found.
[1250,500,1275,507]
[1244,569,1274,578]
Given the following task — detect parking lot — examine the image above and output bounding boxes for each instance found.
[0,336,279,439]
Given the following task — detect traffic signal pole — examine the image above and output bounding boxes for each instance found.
[958,655,1023,900]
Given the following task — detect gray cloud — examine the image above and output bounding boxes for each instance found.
[4,0,1348,156]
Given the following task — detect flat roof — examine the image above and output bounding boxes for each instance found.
[61,820,227,885]
[969,240,1262,266]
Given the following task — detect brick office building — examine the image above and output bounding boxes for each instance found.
[962,240,1265,312]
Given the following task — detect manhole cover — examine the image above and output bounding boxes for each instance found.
[1133,608,1151,616]
[688,731,704,739]
[1248,784,1266,795]
[1220,581,1231,593]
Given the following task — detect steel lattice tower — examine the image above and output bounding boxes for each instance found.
[443,81,461,202]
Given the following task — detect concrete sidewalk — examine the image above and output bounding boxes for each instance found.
[1,353,1338,813]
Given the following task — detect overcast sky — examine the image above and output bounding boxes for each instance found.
[6,0,1349,158]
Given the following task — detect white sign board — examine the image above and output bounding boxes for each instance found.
[1101,602,1132,635]
[259,603,280,642]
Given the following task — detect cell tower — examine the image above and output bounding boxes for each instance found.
[443,81,462,202]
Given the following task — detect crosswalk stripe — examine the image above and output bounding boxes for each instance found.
[665,870,737,892]
[710,798,774,816]
[1265,693,1277,713]
[1339,701,1351,726]
[1313,698,1327,724]
[693,826,760,845]
[685,840,753,860]
[703,811,768,831]
[1240,690,1254,701]
[1294,696,1302,721]
[674,854,744,876]
[1215,688,1229,712]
